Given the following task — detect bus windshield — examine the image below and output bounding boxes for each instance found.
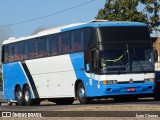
[98,26,150,43]
[100,44,154,74]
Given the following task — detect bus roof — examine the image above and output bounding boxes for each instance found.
[2,21,147,45]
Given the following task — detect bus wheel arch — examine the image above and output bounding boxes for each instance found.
[75,80,83,98]
[76,81,91,104]
[23,85,41,106]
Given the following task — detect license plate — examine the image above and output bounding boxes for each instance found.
[126,88,136,92]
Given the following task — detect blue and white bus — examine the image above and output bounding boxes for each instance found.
[1,20,156,105]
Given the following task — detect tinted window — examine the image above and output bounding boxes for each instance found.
[48,35,58,56]
[24,40,35,59]
[35,37,47,58]
[8,43,15,62]
[99,26,150,43]
[71,30,83,52]
[15,42,24,61]
[3,45,9,63]
[58,32,71,54]
[83,28,96,50]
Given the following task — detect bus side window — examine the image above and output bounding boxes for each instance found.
[58,32,71,54]
[24,40,35,60]
[4,45,9,63]
[62,32,71,54]
[8,43,15,62]
[48,35,58,56]
[58,34,62,54]
[71,30,83,52]
[83,28,91,50]
[15,42,24,61]
[35,37,47,58]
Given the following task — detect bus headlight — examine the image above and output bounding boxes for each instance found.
[102,80,117,85]
[144,78,155,82]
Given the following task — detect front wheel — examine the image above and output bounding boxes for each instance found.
[77,82,91,104]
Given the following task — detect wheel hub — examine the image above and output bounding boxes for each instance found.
[25,91,29,102]
[79,88,85,98]
[17,91,22,100]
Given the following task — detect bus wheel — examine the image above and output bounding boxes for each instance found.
[7,101,12,106]
[15,86,24,106]
[77,82,91,104]
[24,86,33,106]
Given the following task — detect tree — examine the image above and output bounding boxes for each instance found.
[96,0,160,33]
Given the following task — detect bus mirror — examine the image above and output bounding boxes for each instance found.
[95,50,100,61]
[154,49,158,62]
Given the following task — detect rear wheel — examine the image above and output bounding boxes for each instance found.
[15,86,24,106]
[7,101,12,106]
[77,82,91,104]
[24,86,41,106]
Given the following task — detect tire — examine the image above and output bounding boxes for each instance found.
[15,86,24,106]
[7,101,12,106]
[154,91,160,101]
[77,82,91,104]
[24,86,41,106]
[24,86,32,106]
[55,98,74,105]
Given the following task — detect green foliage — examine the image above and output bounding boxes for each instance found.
[96,0,160,33]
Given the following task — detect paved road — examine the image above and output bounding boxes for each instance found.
[0,98,160,111]
[0,98,160,119]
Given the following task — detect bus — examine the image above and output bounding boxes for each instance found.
[1,20,157,105]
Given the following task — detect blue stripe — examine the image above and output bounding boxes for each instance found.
[61,22,146,32]
[2,62,35,100]
[21,62,39,98]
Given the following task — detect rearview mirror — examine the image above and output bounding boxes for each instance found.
[95,50,100,61]
[154,49,158,62]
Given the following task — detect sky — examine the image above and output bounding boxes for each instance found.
[0,0,106,39]
[0,0,159,41]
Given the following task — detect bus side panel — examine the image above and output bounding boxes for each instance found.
[25,55,77,98]
[2,62,34,100]
[69,53,99,96]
